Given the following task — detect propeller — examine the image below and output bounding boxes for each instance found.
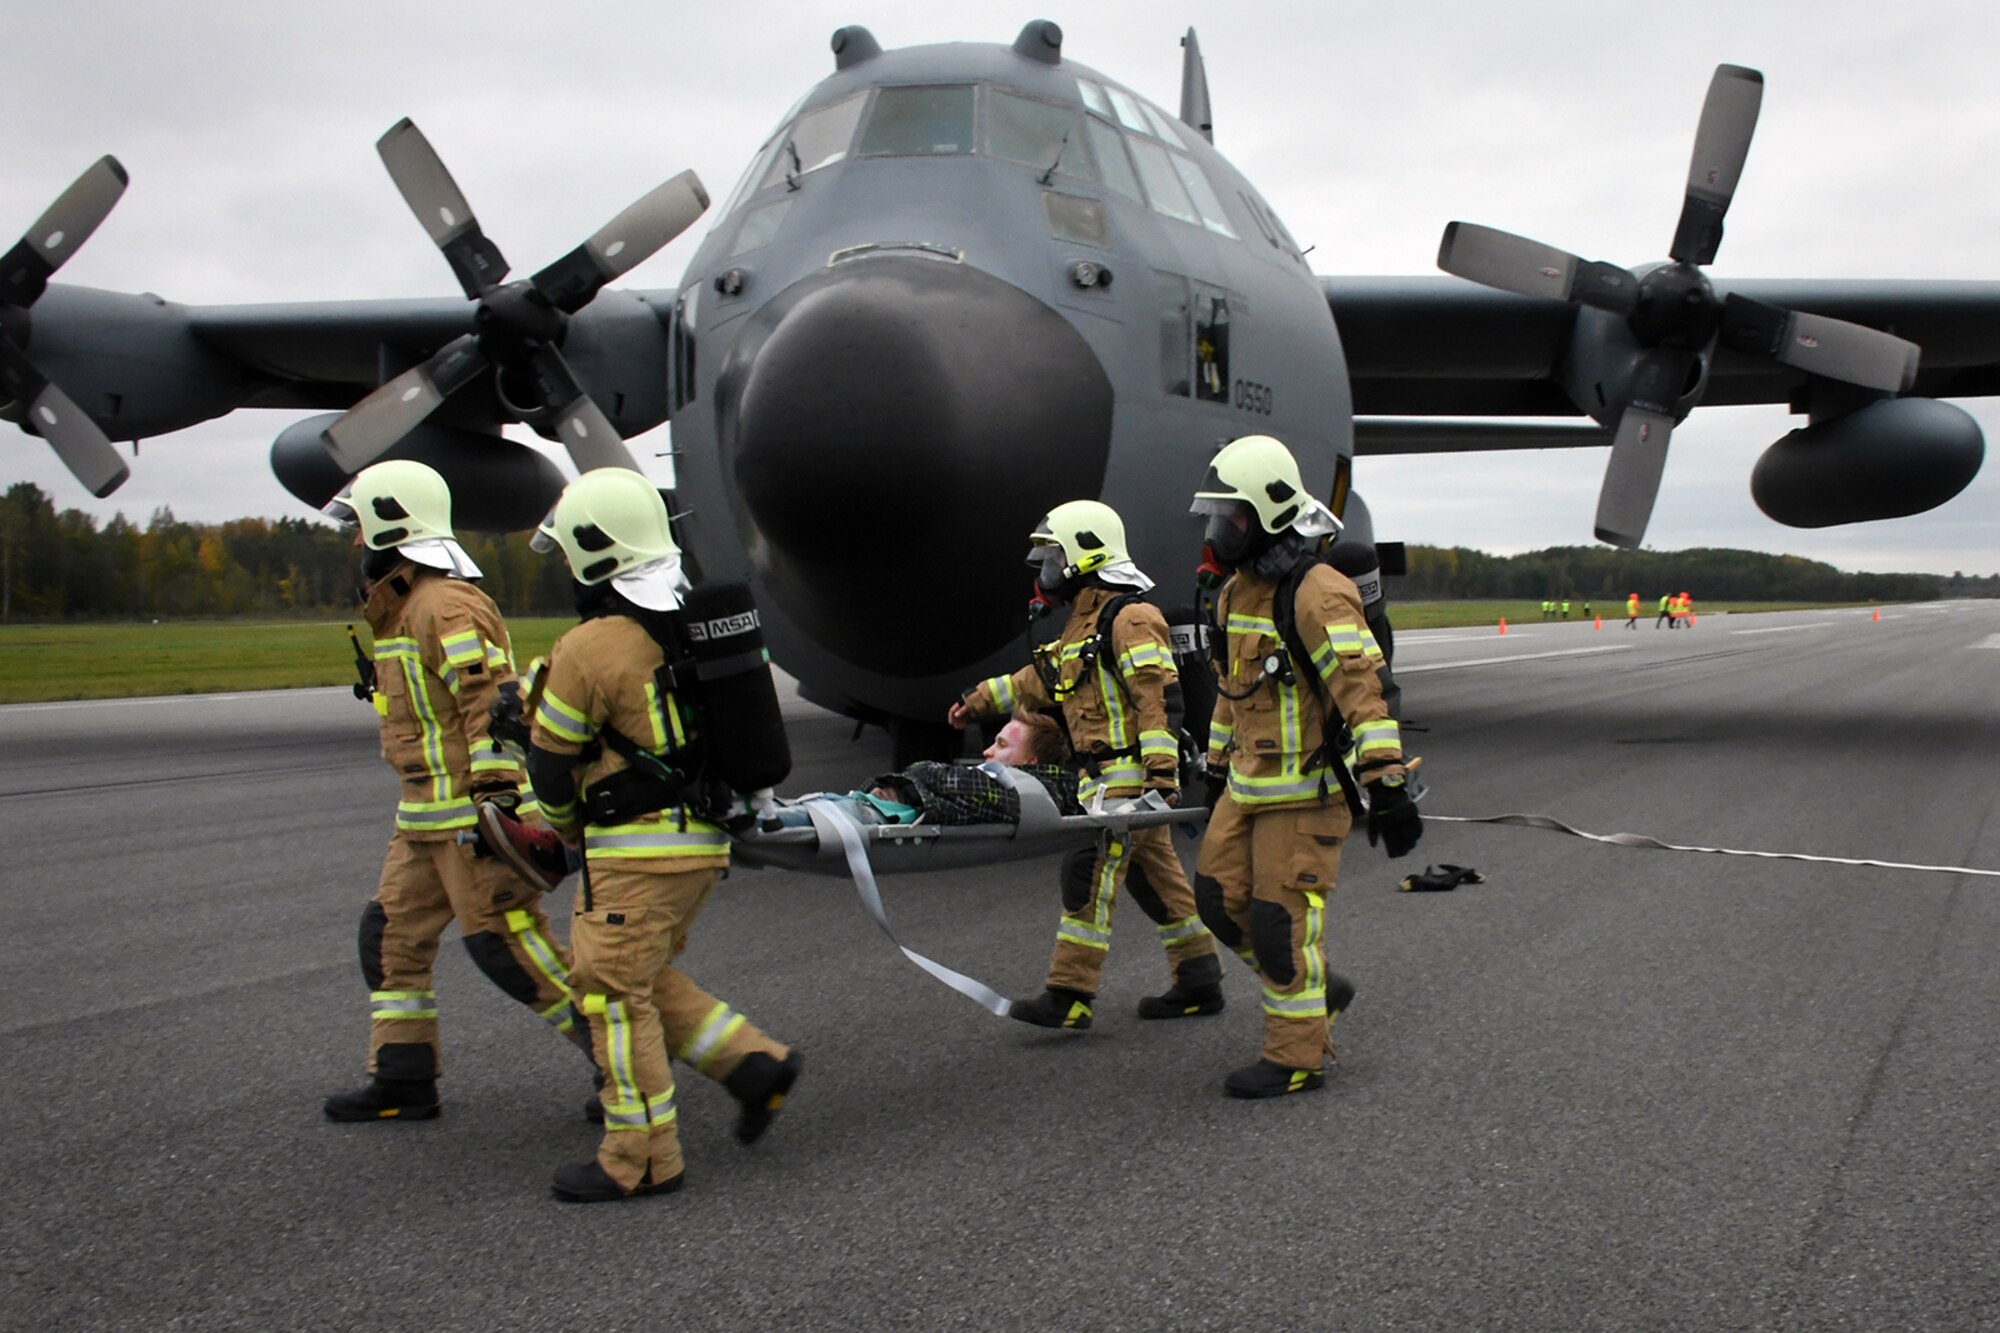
[322,119,708,475]
[0,157,131,496]
[1436,65,1920,548]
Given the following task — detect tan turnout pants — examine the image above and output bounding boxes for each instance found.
[360,832,581,1081]
[1193,794,1347,1070]
[1047,822,1217,994]
[569,864,789,1190]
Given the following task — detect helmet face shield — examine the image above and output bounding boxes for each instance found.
[320,485,361,531]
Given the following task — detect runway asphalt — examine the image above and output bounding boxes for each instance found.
[2,603,1996,1330]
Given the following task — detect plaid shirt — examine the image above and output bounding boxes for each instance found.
[868,763,1082,826]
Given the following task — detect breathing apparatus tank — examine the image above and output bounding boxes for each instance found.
[676,582,791,797]
[1164,602,1217,759]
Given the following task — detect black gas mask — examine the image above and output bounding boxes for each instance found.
[359,544,403,586]
[1197,500,1268,570]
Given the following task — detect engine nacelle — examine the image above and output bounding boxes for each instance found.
[271,415,566,532]
[1751,397,1983,529]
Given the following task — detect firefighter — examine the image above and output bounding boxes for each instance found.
[1189,435,1423,1099]
[528,467,799,1203]
[320,460,587,1123]
[948,500,1222,1029]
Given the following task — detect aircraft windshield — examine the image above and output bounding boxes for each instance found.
[759,92,866,189]
[987,89,1095,183]
[859,85,975,156]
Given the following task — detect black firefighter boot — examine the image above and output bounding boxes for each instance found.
[1137,953,1226,1020]
[324,1043,441,1121]
[724,1050,805,1144]
[1223,1060,1325,1099]
[1008,986,1095,1030]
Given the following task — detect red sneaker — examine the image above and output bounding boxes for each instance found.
[477,801,571,891]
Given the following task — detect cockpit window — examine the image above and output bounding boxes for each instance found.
[759,91,866,190]
[1075,78,1115,122]
[859,85,975,157]
[987,89,1095,182]
[1139,101,1186,144]
[1126,137,1200,226]
[1171,155,1237,237]
[1105,86,1153,135]
[1083,118,1142,203]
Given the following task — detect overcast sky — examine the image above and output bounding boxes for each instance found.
[5,0,1999,575]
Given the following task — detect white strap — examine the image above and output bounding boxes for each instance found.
[809,802,1013,1016]
[1428,812,2000,879]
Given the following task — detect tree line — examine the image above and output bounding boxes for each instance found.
[1387,543,1989,604]
[0,481,573,621]
[2,481,1990,622]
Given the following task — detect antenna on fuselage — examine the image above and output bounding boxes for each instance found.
[1180,29,1213,143]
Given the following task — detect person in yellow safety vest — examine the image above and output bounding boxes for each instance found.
[319,460,589,1124]
[526,468,800,1204]
[1561,599,1571,619]
[1189,436,1422,1099]
[1626,592,1641,629]
[949,499,1222,1029]
[1657,594,1673,628]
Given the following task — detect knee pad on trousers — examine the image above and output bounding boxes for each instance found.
[1060,847,1098,914]
[1250,899,1297,985]
[359,901,389,991]
[1193,874,1242,949]
[461,930,542,1006]
[1125,860,1170,924]
[376,1041,437,1083]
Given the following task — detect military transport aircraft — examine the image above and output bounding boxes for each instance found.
[3,20,1996,757]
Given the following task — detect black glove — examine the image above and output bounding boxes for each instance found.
[1366,778,1422,858]
[1202,768,1228,810]
[487,686,529,751]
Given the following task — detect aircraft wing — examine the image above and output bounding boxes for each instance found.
[1327,275,2000,424]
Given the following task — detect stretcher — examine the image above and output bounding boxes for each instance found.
[730,764,1210,1017]
[730,762,1209,877]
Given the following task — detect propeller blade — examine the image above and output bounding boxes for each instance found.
[528,345,643,473]
[320,334,488,471]
[1593,348,1692,548]
[1670,65,1763,265]
[1594,406,1675,549]
[0,156,129,308]
[0,340,128,496]
[376,119,509,299]
[1437,222,1637,313]
[1719,293,1919,393]
[533,171,710,315]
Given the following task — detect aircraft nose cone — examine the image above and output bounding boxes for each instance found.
[719,256,1113,678]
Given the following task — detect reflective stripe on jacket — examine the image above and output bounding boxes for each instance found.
[363,563,524,839]
[963,587,1179,804]
[1206,563,1403,815]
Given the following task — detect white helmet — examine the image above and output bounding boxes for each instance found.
[322,460,481,576]
[1027,499,1153,593]
[532,467,688,611]
[1189,435,1340,571]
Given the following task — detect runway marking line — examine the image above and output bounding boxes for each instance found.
[1,687,351,713]
[1730,622,1831,635]
[1397,645,1634,674]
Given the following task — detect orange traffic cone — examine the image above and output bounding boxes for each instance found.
[1498,617,1508,635]
[1593,615,1602,630]
[1872,607,1881,622]
[1689,613,1697,627]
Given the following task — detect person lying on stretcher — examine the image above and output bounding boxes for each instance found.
[477,712,1085,888]
[767,711,1084,827]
